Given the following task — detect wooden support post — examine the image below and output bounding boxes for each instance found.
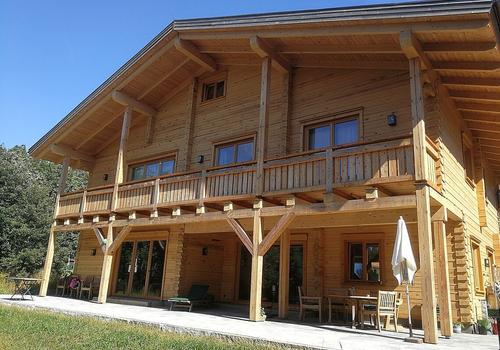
[111,107,132,212]
[433,218,453,338]
[278,230,290,318]
[98,224,114,303]
[40,156,70,297]
[410,57,438,344]
[172,207,181,217]
[365,187,379,200]
[39,226,56,296]
[181,78,198,171]
[256,57,272,196]
[79,189,87,223]
[224,202,234,212]
[249,208,264,321]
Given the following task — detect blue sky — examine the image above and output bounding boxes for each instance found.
[0,0,410,149]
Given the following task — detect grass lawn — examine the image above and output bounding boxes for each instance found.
[0,305,282,350]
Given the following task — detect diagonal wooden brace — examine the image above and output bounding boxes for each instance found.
[226,217,253,255]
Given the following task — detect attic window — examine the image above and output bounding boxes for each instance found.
[202,80,225,102]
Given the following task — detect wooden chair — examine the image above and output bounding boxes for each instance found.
[56,277,67,296]
[362,291,398,332]
[328,287,355,323]
[298,286,323,323]
[79,276,94,300]
[91,276,101,300]
[67,275,80,298]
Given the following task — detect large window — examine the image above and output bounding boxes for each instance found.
[305,117,359,150]
[215,138,254,166]
[129,157,175,181]
[346,241,381,282]
[471,239,484,294]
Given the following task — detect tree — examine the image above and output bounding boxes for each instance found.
[0,145,88,277]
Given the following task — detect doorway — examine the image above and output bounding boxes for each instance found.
[113,240,167,298]
[238,243,304,305]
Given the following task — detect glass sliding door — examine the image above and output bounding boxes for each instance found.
[113,239,167,299]
[114,242,134,296]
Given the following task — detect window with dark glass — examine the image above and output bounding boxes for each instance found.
[347,241,381,282]
[129,157,175,181]
[306,117,359,150]
[471,240,484,293]
[202,80,225,102]
[462,139,474,183]
[215,138,254,166]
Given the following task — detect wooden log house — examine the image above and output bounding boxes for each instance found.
[29,0,500,343]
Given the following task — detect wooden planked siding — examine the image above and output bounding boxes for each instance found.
[74,230,104,277]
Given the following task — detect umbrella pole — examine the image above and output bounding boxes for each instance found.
[406,282,413,337]
[404,281,422,343]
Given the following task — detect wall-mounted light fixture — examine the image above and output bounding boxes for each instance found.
[197,155,204,164]
[202,247,208,256]
[90,248,96,256]
[387,113,397,127]
[485,258,490,268]
[103,173,109,181]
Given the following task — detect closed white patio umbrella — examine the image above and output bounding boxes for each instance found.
[391,216,421,343]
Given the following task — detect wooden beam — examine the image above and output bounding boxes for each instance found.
[450,91,500,103]
[174,36,217,72]
[278,230,290,319]
[409,57,438,344]
[39,225,56,296]
[422,41,497,52]
[256,56,272,195]
[98,224,114,303]
[179,19,489,40]
[155,67,206,108]
[75,111,122,150]
[111,91,156,116]
[92,227,107,253]
[107,225,132,255]
[258,212,295,256]
[250,36,290,74]
[249,209,264,321]
[50,144,95,163]
[441,77,500,88]
[455,101,500,113]
[289,57,409,71]
[433,61,500,72]
[137,58,190,100]
[226,217,253,255]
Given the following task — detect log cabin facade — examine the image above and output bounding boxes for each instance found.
[29,0,500,344]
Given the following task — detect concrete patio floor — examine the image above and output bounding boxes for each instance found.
[0,295,497,350]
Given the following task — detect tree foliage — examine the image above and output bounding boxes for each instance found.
[0,145,88,277]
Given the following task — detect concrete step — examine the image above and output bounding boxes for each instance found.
[106,297,164,308]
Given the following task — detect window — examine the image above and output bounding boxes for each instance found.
[305,117,359,150]
[129,157,175,181]
[202,80,225,102]
[471,240,484,294]
[346,241,381,282]
[215,138,254,166]
[462,134,474,184]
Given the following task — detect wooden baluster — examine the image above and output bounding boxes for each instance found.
[196,170,207,214]
[151,179,160,218]
[324,148,334,203]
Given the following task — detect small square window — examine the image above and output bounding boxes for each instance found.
[128,157,176,181]
[202,80,225,102]
[160,160,175,175]
[305,116,359,150]
[217,145,234,166]
[131,166,145,181]
[215,138,254,166]
[346,241,381,282]
[146,163,159,178]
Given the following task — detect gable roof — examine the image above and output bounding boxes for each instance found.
[29,0,500,176]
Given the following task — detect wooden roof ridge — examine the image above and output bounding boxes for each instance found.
[29,0,498,158]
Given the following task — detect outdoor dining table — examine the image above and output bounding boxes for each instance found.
[9,277,41,301]
[342,295,378,329]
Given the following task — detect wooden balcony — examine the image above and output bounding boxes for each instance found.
[55,136,441,222]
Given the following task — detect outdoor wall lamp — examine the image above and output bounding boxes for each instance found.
[90,249,96,256]
[197,155,204,164]
[485,258,490,268]
[387,113,397,126]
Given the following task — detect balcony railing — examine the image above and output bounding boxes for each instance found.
[56,136,440,220]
